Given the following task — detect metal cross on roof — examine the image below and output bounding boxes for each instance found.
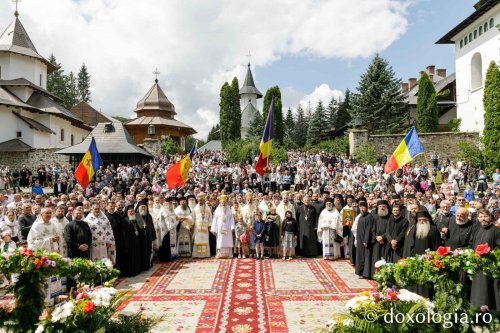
[12,0,21,17]
[153,68,160,83]
[246,51,252,65]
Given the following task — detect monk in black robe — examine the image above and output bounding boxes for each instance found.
[470,209,500,311]
[311,193,325,255]
[371,200,390,272]
[64,206,92,259]
[402,211,440,298]
[105,201,124,273]
[138,203,156,271]
[385,205,408,263]
[355,201,374,279]
[296,195,318,257]
[120,206,142,277]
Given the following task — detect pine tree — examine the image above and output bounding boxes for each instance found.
[483,61,500,174]
[247,109,264,140]
[207,124,221,141]
[326,97,338,130]
[262,86,284,145]
[64,72,79,109]
[219,82,232,146]
[46,54,66,100]
[294,105,308,148]
[416,73,439,133]
[336,89,353,128]
[352,54,408,134]
[77,63,92,103]
[284,107,295,138]
[307,101,326,146]
[230,77,241,140]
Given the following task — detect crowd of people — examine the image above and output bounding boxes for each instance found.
[0,150,498,311]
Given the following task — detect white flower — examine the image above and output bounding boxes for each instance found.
[342,318,353,326]
[101,258,114,269]
[396,289,435,312]
[345,296,370,311]
[88,287,117,307]
[327,319,337,329]
[35,325,45,333]
[374,258,387,269]
[51,301,75,323]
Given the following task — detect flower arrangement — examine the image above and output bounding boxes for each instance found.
[324,288,438,333]
[374,245,500,291]
[35,286,160,333]
[0,248,120,332]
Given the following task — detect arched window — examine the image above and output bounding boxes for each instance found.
[484,22,488,32]
[471,53,483,90]
[60,128,65,142]
[490,18,494,29]
[465,36,468,45]
[71,134,74,145]
[479,26,482,35]
[460,40,463,48]
[474,30,477,39]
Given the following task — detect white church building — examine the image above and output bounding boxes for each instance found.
[0,10,91,168]
[437,0,499,132]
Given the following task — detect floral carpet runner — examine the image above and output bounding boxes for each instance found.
[114,259,376,332]
[0,259,375,332]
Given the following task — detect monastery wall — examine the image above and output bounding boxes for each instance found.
[0,149,69,170]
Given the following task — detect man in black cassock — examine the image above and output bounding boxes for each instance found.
[355,201,373,279]
[296,195,318,257]
[64,206,92,259]
[105,201,124,273]
[470,209,500,311]
[384,205,408,263]
[402,211,440,298]
[435,200,455,246]
[311,193,325,255]
[371,200,390,272]
[138,202,156,270]
[120,206,142,277]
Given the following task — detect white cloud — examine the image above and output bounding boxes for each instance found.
[282,84,344,115]
[0,0,409,139]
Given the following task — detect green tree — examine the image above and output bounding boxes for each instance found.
[306,100,326,146]
[207,124,221,141]
[161,137,182,155]
[483,61,500,174]
[272,145,288,164]
[336,89,353,128]
[219,82,232,146]
[77,63,92,103]
[354,144,377,164]
[352,54,408,134]
[113,116,129,123]
[416,73,439,132]
[230,77,241,140]
[47,54,66,100]
[457,141,484,169]
[262,86,284,145]
[247,109,264,140]
[225,139,254,164]
[293,105,308,148]
[64,72,79,109]
[326,97,338,130]
[284,107,295,138]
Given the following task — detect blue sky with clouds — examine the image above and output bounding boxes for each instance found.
[0,0,478,139]
[257,0,476,108]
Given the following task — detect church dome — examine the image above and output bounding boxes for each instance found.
[134,80,176,115]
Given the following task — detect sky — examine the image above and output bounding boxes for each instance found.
[0,0,477,140]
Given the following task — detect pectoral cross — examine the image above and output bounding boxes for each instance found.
[12,0,21,16]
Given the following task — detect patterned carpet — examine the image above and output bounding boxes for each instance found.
[115,258,376,333]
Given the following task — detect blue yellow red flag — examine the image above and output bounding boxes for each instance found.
[384,127,424,174]
[166,144,196,189]
[74,137,103,190]
[255,96,274,175]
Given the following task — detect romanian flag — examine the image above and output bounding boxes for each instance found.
[74,137,103,190]
[384,127,424,174]
[166,145,195,189]
[255,96,274,176]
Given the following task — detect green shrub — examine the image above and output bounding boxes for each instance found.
[161,137,182,155]
[354,144,377,165]
[447,118,461,132]
[457,140,484,168]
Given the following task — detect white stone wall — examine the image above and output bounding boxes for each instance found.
[0,53,47,89]
[453,4,500,132]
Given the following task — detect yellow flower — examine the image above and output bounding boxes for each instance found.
[358,291,371,297]
[50,252,62,257]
